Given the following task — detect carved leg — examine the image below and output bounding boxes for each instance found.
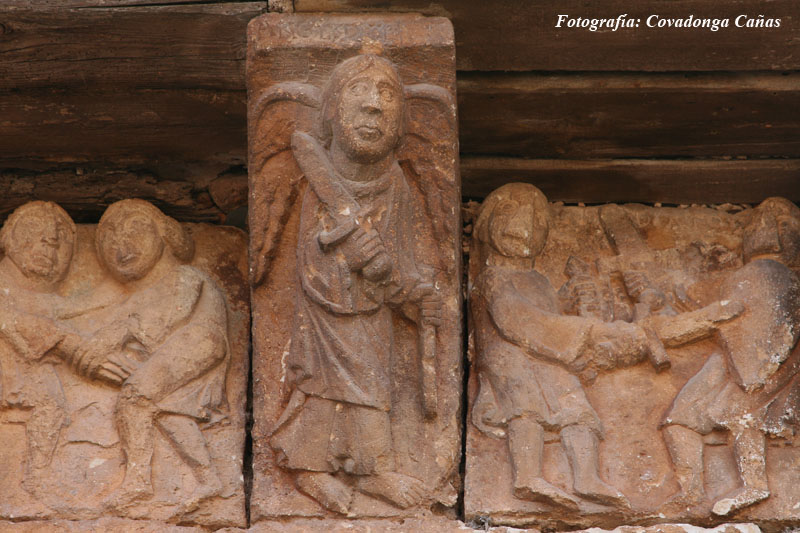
[561,424,629,508]
[295,471,354,514]
[661,424,707,513]
[21,377,66,495]
[712,427,769,516]
[104,385,158,509]
[157,414,225,513]
[508,417,579,510]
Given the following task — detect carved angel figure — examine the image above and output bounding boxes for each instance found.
[250,52,455,513]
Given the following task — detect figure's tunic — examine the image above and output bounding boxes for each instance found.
[101,265,230,424]
[271,160,423,475]
[664,259,800,437]
[471,266,603,436]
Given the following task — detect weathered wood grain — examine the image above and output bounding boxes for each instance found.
[0,3,266,91]
[461,157,800,203]
[295,0,800,71]
[459,72,800,158]
[0,88,246,166]
[4,73,799,167]
[0,167,248,224]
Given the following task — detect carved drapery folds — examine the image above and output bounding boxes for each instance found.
[0,200,249,528]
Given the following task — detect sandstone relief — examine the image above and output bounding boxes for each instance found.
[247,14,462,520]
[0,200,249,528]
[466,184,800,529]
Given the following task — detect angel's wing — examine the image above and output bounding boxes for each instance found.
[397,84,458,273]
[248,82,321,286]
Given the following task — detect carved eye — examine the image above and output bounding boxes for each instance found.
[380,87,394,102]
[348,81,368,96]
[498,200,517,215]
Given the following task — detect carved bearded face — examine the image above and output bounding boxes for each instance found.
[97,211,164,283]
[331,66,403,164]
[6,208,74,282]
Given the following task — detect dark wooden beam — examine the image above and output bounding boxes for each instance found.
[458,72,800,158]
[295,0,800,71]
[461,157,800,203]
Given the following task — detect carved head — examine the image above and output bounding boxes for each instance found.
[96,200,194,283]
[321,54,404,164]
[0,201,76,284]
[475,183,550,264]
[743,197,800,269]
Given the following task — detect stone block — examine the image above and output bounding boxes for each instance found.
[0,200,248,528]
[246,13,462,520]
[465,185,800,530]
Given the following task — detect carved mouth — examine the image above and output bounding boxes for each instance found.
[355,125,382,141]
[118,252,138,265]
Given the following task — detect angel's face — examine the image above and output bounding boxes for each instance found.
[333,67,402,164]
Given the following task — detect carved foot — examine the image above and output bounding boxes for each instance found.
[175,476,224,515]
[513,477,580,510]
[573,476,630,509]
[295,471,353,515]
[712,487,769,516]
[102,481,154,511]
[357,471,426,509]
[658,490,707,516]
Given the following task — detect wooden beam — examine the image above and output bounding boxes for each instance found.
[461,157,800,203]
[295,0,800,71]
[0,3,266,91]
[0,88,246,166]
[458,72,800,158]
[0,166,249,224]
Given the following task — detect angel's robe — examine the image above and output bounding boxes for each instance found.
[470,266,603,435]
[271,159,424,475]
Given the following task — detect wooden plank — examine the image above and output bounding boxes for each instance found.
[461,157,800,203]
[458,72,800,158]
[0,88,246,166]
[0,166,248,224]
[295,0,800,71]
[0,3,266,91]
[6,73,799,167]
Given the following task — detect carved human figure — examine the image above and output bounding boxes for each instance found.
[0,202,81,495]
[61,200,230,512]
[660,197,800,516]
[470,183,649,510]
[267,54,443,514]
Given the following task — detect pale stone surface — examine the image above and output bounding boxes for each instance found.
[0,201,248,528]
[466,185,800,529]
[247,13,462,520]
[0,518,207,532]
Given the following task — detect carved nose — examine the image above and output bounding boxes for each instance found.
[504,205,533,240]
[362,86,382,113]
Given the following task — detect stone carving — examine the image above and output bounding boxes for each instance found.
[466,184,800,529]
[0,200,248,528]
[247,14,462,519]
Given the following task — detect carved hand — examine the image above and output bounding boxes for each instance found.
[409,282,443,327]
[623,270,665,311]
[336,227,391,281]
[72,321,132,380]
[587,321,648,370]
